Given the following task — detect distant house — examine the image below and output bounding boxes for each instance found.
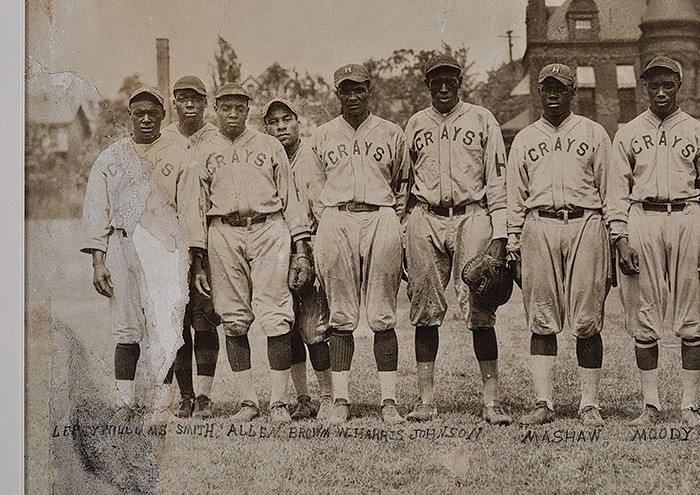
[505,0,700,138]
[240,75,261,96]
[26,72,101,157]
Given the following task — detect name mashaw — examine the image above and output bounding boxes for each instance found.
[521,428,602,444]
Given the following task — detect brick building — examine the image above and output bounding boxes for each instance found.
[504,0,700,139]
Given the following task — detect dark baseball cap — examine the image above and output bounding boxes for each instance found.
[214,83,251,101]
[173,75,207,96]
[128,86,165,107]
[640,56,682,81]
[538,63,576,87]
[425,54,462,77]
[333,64,370,88]
[262,98,298,120]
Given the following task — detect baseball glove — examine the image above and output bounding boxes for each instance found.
[288,253,315,292]
[461,253,514,307]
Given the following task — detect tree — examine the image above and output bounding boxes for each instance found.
[108,73,144,124]
[474,60,528,126]
[211,36,241,93]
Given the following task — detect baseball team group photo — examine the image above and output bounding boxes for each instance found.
[25,0,700,493]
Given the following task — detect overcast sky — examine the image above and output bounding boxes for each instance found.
[26,0,565,100]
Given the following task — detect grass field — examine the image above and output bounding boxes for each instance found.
[26,219,700,495]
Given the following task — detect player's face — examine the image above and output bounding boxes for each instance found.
[128,99,165,144]
[538,78,574,120]
[173,89,206,124]
[336,81,371,118]
[645,71,681,120]
[215,95,249,140]
[426,67,462,114]
[264,106,299,148]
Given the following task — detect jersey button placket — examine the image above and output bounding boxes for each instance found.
[439,123,452,206]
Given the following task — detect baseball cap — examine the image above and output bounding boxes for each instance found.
[538,64,576,87]
[262,98,298,120]
[173,75,207,96]
[640,56,682,81]
[424,54,462,77]
[214,83,251,101]
[333,64,370,88]
[128,86,165,107]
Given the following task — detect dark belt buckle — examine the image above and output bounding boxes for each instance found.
[556,209,569,223]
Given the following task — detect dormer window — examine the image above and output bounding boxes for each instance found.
[567,0,600,40]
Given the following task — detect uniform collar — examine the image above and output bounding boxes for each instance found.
[644,106,683,126]
[537,112,576,132]
[428,99,465,120]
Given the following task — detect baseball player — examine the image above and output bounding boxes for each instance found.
[160,76,221,419]
[609,56,700,426]
[403,54,512,425]
[303,64,410,423]
[182,83,312,423]
[81,87,190,421]
[262,98,333,420]
[507,64,611,426]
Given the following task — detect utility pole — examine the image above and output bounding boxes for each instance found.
[499,30,520,63]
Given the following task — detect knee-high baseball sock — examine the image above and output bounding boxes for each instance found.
[308,341,332,398]
[226,335,258,406]
[153,383,173,411]
[473,327,499,407]
[635,339,660,410]
[270,369,291,407]
[268,334,292,406]
[374,330,399,405]
[194,330,219,377]
[115,380,136,408]
[530,334,557,410]
[115,343,139,408]
[290,362,309,398]
[681,339,700,409]
[415,326,438,404]
[330,331,353,402]
[577,334,603,410]
[173,343,194,399]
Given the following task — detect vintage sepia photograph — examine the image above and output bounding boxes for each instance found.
[24,0,700,493]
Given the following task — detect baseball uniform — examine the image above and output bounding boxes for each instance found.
[81,135,189,383]
[609,108,700,342]
[306,113,409,334]
[183,127,311,338]
[404,100,507,328]
[508,112,611,338]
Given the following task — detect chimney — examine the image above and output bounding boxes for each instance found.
[156,38,172,122]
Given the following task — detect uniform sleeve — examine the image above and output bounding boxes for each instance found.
[276,144,311,242]
[483,112,508,239]
[506,134,528,236]
[390,127,411,218]
[80,151,111,254]
[607,127,635,236]
[180,157,211,250]
[303,131,329,222]
[591,128,611,223]
[291,146,319,233]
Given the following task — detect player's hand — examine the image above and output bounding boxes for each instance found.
[616,237,640,275]
[485,238,507,261]
[193,266,212,297]
[93,262,114,298]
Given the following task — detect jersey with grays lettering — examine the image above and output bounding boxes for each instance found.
[507,113,610,234]
[608,108,700,236]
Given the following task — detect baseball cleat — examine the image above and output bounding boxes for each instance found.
[579,405,605,427]
[628,404,660,426]
[270,402,292,423]
[681,405,700,426]
[291,394,319,420]
[520,401,555,425]
[328,400,350,424]
[316,396,334,421]
[175,397,195,419]
[381,400,405,424]
[192,395,213,419]
[483,403,513,426]
[232,400,260,422]
[406,403,437,422]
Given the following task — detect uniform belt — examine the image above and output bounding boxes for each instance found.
[426,203,468,217]
[537,208,587,221]
[107,226,127,237]
[220,213,270,227]
[337,203,380,213]
[641,202,686,213]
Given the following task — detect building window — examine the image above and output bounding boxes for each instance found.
[575,19,592,29]
[616,65,637,123]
